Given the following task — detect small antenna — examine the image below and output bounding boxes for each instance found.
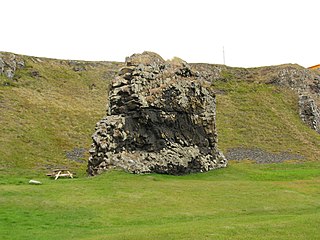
[223,46,226,65]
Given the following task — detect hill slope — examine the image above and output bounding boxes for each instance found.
[0,52,122,176]
[214,80,320,158]
[0,52,319,176]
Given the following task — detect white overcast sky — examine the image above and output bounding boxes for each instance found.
[1,0,319,67]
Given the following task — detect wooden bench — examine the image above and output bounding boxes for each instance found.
[46,169,74,180]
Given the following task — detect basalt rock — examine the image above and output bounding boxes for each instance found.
[0,53,25,79]
[299,94,320,133]
[88,52,227,175]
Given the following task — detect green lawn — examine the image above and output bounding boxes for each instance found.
[1,162,320,240]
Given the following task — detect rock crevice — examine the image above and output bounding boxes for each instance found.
[88,52,227,175]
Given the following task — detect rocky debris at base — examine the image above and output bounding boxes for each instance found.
[88,52,227,175]
[65,148,86,163]
[225,148,304,164]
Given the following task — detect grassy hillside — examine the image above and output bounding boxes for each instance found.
[213,80,320,159]
[0,54,122,176]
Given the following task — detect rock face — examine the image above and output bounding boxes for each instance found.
[0,53,25,79]
[88,52,227,175]
[299,95,320,133]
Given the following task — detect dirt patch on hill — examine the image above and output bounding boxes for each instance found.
[225,148,304,164]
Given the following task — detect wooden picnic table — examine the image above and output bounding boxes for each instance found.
[46,168,74,180]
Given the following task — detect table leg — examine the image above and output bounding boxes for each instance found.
[55,171,61,180]
[67,171,73,179]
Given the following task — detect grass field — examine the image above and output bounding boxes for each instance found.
[1,53,320,239]
[1,162,320,239]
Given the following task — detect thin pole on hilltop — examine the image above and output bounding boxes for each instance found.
[223,46,226,65]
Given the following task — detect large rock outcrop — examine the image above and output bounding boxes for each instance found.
[88,52,227,175]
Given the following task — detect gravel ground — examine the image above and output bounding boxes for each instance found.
[65,148,86,163]
[225,148,304,164]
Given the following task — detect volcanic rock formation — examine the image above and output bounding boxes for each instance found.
[88,52,227,175]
